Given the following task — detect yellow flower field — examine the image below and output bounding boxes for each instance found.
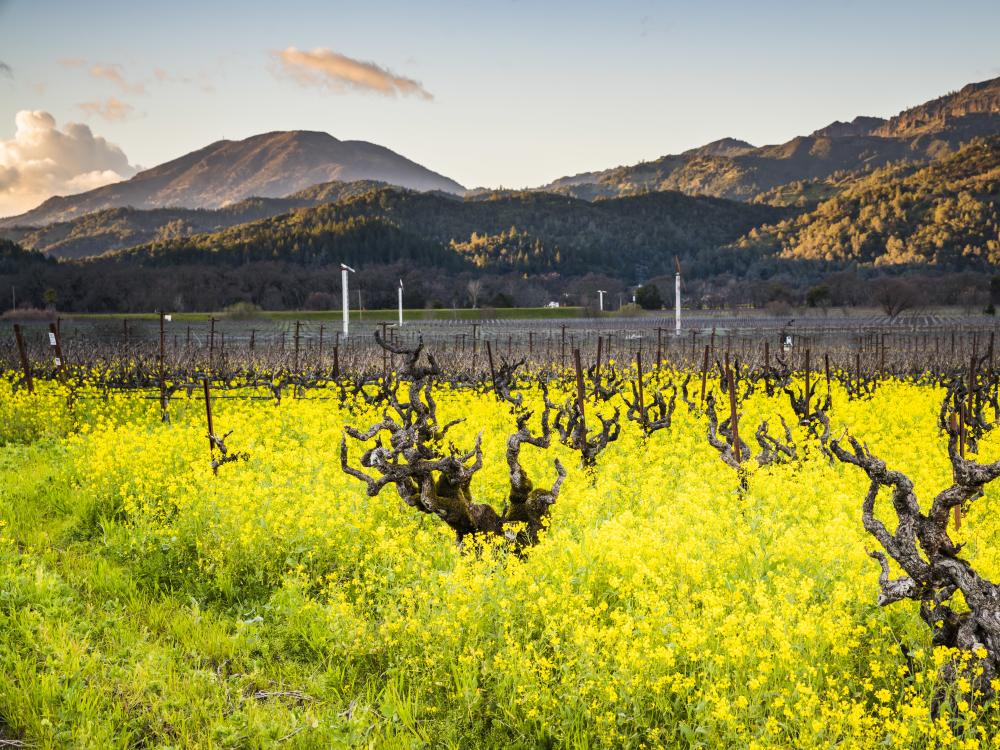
[0,371,998,748]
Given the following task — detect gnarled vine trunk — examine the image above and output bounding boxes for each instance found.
[340,334,565,547]
[831,420,1000,715]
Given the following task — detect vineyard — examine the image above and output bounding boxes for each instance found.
[2,317,1000,748]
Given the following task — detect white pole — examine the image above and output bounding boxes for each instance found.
[398,280,404,327]
[342,268,349,337]
[340,263,355,337]
[597,290,606,312]
[675,272,681,334]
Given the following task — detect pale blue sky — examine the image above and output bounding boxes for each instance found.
[1,0,999,192]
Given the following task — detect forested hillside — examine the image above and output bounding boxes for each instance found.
[108,188,789,277]
[734,137,1000,266]
[1,180,393,260]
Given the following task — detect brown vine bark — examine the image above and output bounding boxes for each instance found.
[341,334,566,547]
[830,420,1000,715]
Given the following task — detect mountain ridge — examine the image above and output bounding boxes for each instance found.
[2,180,398,260]
[540,76,1000,201]
[1,131,465,227]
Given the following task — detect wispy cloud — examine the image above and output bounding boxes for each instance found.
[0,61,12,79]
[272,47,433,100]
[58,57,86,69]
[0,110,137,217]
[152,66,215,93]
[89,63,145,94]
[78,97,135,122]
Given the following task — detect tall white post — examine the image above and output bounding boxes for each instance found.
[675,272,681,334]
[398,280,404,327]
[597,289,606,312]
[341,263,355,337]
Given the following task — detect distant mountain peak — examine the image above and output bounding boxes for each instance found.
[682,138,756,158]
[810,116,886,138]
[1,130,464,227]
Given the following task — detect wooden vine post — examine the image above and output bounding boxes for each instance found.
[561,324,567,370]
[203,377,215,466]
[48,322,65,381]
[158,311,167,418]
[471,323,479,374]
[700,345,710,405]
[727,366,741,463]
[486,340,498,400]
[294,320,301,371]
[636,349,645,415]
[379,321,388,373]
[968,352,977,429]
[13,324,33,393]
[573,348,587,436]
[951,411,963,530]
[208,317,216,372]
[804,348,811,416]
[594,336,603,401]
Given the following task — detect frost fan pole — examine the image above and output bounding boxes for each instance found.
[674,256,682,336]
[398,279,404,327]
[341,263,356,337]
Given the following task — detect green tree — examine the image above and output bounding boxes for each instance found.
[805,284,831,308]
[990,275,1000,304]
[635,283,663,310]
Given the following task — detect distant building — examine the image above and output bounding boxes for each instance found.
[546,301,560,308]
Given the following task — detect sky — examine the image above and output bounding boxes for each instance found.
[1,0,999,216]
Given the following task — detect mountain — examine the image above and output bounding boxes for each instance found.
[682,138,757,158]
[1,180,393,260]
[874,77,1000,137]
[102,186,790,277]
[811,116,886,138]
[732,136,1000,266]
[541,76,1000,202]
[0,131,465,227]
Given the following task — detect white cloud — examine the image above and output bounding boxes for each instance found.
[273,47,433,100]
[78,97,135,122]
[0,110,137,218]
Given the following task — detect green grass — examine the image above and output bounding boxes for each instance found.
[0,442,429,748]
